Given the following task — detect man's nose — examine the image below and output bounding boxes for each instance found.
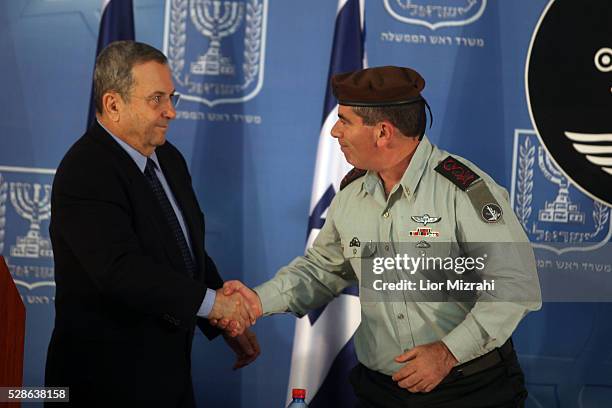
[330,121,341,138]
[163,102,176,120]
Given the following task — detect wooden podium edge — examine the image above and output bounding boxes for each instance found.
[0,255,26,392]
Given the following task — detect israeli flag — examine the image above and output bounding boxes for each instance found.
[87,0,135,127]
[286,0,365,406]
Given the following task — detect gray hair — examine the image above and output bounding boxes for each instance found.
[352,102,426,140]
[93,41,168,114]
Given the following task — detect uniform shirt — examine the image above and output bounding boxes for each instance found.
[254,136,541,376]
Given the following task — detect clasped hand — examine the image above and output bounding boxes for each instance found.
[207,283,263,370]
[209,281,263,336]
[208,281,263,337]
[208,288,252,337]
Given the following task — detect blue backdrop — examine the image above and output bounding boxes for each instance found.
[1,1,610,407]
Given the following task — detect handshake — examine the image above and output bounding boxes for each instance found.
[208,281,262,337]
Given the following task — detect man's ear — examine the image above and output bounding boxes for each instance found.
[376,121,395,146]
[102,92,121,122]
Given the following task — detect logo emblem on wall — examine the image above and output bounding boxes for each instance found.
[163,0,268,106]
[526,0,612,207]
[510,130,611,254]
[383,0,487,30]
[0,166,56,290]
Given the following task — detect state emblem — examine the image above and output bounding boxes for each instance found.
[0,165,56,293]
[163,0,268,106]
[511,130,611,254]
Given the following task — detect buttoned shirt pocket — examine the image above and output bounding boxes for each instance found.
[343,241,377,283]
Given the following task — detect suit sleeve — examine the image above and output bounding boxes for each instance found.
[197,253,224,340]
[51,156,207,331]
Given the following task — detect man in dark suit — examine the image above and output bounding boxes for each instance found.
[45,41,258,407]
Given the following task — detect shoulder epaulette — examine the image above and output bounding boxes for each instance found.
[434,156,480,191]
[340,168,367,191]
[436,156,504,224]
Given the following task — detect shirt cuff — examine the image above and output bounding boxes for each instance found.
[254,281,289,315]
[441,314,487,364]
[197,288,217,318]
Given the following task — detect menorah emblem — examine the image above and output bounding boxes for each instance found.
[9,182,53,258]
[537,147,585,224]
[189,0,245,76]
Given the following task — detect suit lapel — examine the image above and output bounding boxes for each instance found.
[88,124,190,277]
[156,146,205,280]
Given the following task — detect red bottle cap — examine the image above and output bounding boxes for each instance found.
[292,389,306,399]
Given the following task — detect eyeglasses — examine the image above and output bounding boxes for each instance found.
[131,92,181,109]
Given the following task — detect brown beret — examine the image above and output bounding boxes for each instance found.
[331,66,425,107]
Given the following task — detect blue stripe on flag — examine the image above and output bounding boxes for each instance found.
[288,0,365,406]
[306,0,365,242]
[321,0,364,120]
[309,338,358,408]
[307,185,336,234]
[306,0,364,313]
[87,0,135,127]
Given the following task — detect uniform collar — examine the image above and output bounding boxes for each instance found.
[399,135,433,197]
[361,135,433,198]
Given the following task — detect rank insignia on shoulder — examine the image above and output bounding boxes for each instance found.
[481,203,503,223]
[435,156,481,191]
[349,237,361,247]
[340,168,367,191]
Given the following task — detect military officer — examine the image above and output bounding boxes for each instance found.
[221,66,541,407]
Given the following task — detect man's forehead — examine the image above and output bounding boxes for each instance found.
[338,105,364,124]
[131,61,174,90]
[338,105,356,116]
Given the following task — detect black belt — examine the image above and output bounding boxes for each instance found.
[445,338,514,381]
[356,338,516,389]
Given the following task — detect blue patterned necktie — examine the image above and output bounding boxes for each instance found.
[144,158,196,278]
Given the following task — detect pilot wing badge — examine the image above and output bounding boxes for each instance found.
[163,0,268,107]
[411,214,442,226]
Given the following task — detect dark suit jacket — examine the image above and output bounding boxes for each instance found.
[45,122,222,407]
